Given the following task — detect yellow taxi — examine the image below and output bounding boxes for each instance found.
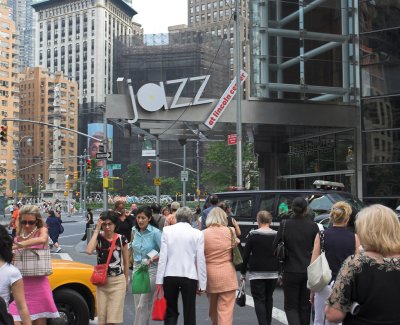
[48,259,96,324]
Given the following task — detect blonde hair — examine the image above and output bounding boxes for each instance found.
[17,205,44,235]
[355,204,400,256]
[206,207,228,227]
[257,210,272,224]
[330,201,352,224]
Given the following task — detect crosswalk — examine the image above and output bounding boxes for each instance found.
[54,251,289,325]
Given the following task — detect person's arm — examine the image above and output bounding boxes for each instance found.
[240,234,252,275]
[87,219,102,255]
[13,227,48,249]
[155,231,168,285]
[196,231,207,291]
[325,256,355,323]
[11,279,32,325]
[232,218,241,237]
[122,239,129,286]
[309,233,321,304]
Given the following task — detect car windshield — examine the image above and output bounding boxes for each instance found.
[308,192,364,215]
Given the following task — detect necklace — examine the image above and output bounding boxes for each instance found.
[21,227,38,239]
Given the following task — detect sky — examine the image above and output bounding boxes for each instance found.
[132,0,188,34]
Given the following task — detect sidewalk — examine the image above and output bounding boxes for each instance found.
[0,212,85,227]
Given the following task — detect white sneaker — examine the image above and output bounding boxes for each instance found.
[55,247,62,253]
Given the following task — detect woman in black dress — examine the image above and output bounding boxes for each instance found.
[325,204,400,325]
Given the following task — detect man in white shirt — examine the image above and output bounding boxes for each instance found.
[156,207,207,325]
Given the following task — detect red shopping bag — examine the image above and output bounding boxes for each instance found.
[152,285,167,321]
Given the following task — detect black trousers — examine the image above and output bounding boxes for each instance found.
[250,278,277,325]
[282,272,311,325]
[163,276,198,325]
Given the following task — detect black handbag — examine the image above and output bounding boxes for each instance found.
[236,278,246,307]
[274,220,287,262]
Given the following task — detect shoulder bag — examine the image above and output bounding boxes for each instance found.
[13,242,52,276]
[90,233,118,286]
[229,227,243,266]
[236,277,246,307]
[274,220,287,262]
[307,230,332,292]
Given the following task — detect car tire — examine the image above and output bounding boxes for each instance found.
[48,288,90,325]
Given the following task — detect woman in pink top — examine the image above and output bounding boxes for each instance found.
[203,207,239,325]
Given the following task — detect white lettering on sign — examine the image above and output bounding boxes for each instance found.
[204,70,248,129]
[133,75,213,113]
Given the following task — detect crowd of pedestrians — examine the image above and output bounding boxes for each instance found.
[1,196,400,325]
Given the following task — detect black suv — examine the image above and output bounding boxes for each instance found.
[214,182,364,245]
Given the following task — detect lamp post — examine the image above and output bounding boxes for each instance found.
[15,136,32,203]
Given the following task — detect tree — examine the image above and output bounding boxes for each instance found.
[122,163,153,196]
[202,141,259,192]
[159,177,182,195]
[87,159,102,193]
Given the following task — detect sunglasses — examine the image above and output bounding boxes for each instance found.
[21,220,36,225]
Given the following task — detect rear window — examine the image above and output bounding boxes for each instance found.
[219,195,254,219]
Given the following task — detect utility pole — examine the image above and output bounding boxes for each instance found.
[83,149,87,213]
[156,138,160,204]
[103,107,108,211]
[79,157,83,213]
[234,0,243,188]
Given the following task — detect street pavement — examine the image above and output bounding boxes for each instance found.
[5,211,290,325]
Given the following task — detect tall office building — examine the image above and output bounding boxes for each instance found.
[31,0,141,152]
[8,0,35,71]
[18,67,78,188]
[0,1,19,198]
[170,0,249,77]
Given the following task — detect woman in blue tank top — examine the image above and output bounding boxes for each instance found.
[310,201,359,325]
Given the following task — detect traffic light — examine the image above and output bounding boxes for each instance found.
[73,171,79,180]
[0,125,7,142]
[87,159,92,172]
[146,162,152,173]
[65,181,70,190]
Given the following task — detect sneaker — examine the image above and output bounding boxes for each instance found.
[55,247,62,253]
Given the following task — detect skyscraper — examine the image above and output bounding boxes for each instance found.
[8,0,35,71]
[31,0,141,152]
[0,0,19,198]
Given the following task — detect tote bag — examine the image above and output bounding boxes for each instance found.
[229,227,243,266]
[307,230,332,292]
[132,263,151,294]
[152,285,167,321]
[13,248,52,276]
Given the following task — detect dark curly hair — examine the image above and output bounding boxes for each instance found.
[0,224,13,263]
[99,210,120,231]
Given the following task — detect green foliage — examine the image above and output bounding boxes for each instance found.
[87,160,102,193]
[122,164,153,196]
[202,141,259,192]
[159,177,182,195]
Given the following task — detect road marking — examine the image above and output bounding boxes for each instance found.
[59,233,85,238]
[56,253,73,261]
[245,294,288,325]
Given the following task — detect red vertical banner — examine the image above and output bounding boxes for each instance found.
[228,134,237,145]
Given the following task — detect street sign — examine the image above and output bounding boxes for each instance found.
[96,152,112,159]
[103,170,109,177]
[142,149,156,157]
[228,134,237,145]
[181,171,189,182]
[153,177,161,186]
[108,164,122,170]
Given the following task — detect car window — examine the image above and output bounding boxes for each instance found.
[259,194,275,214]
[277,194,307,219]
[220,196,253,219]
[308,194,332,215]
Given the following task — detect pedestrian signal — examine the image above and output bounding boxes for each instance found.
[87,159,92,172]
[146,162,152,173]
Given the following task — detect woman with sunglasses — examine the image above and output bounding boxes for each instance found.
[87,210,129,325]
[9,205,59,324]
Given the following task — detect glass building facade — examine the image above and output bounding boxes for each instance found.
[359,2,400,207]
[248,0,359,194]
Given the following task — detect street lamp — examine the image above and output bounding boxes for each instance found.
[15,136,32,203]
